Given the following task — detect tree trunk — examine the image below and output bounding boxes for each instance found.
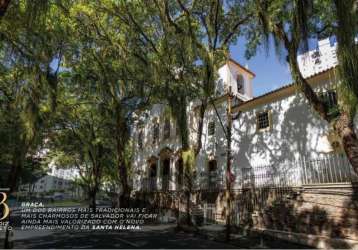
[225,94,232,241]
[287,48,329,121]
[178,103,189,150]
[169,93,189,150]
[335,113,358,174]
[185,178,192,226]
[7,141,27,192]
[88,149,102,210]
[115,105,131,208]
[271,13,358,177]
[290,51,358,175]
[89,189,97,209]
[186,191,191,225]
[119,163,130,208]
[289,46,358,175]
[194,98,208,156]
[0,0,10,18]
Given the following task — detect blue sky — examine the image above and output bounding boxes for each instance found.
[230,37,293,97]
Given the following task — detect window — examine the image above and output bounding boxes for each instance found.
[237,74,244,94]
[163,118,170,139]
[314,58,321,65]
[320,90,337,109]
[208,160,218,188]
[153,122,159,144]
[177,158,184,188]
[208,121,215,136]
[256,111,271,130]
[138,130,143,150]
[208,160,217,172]
[320,90,338,117]
[311,50,320,59]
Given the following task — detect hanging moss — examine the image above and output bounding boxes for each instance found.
[163,105,172,120]
[182,148,195,172]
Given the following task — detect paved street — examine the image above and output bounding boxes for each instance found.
[11,224,311,249]
[13,225,237,249]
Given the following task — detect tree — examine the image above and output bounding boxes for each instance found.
[153,0,251,156]
[0,0,72,191]
[246,0,358,174]
[49,85,113,209]
[115,0,251,226]
[61,0,155,207]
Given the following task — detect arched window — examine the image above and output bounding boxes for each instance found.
[208,120,215,136]
[236,74,244,94]
[176,158,184,189]
[138,130,143,150]
[208,160,218,189]
[153,122,159,144]
[163,118,170,139]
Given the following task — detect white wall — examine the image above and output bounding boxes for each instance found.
[232,94,331,169]
[227,62,253,99]
[297,38,338,78]
[216,62,253,99]
[196,101,227,179]
[132,65,339,192]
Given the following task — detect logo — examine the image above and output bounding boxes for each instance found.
[0,192,10,221]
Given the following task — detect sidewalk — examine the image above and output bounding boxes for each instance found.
[194,224,311,249]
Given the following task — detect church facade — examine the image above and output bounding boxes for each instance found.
[130,40,357,224]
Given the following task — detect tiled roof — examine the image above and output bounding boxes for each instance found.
[233,66,336,109]
[227,58,256,77]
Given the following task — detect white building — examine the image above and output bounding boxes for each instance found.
[297,37,358,78]
[297,38,338,78]
[132,40,355,197]
[20,162,82,199]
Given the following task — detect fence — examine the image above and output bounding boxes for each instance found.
[142,177,157,192]
[203,154,358,226]
[235,154,358,189]
[141,154,357,193]
[197,171,225,191]
[301,154,358,184]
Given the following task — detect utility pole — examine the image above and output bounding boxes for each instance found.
[210,85,240,241]
[225,87,233,241]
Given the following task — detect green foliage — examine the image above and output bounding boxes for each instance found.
[245,0,358,120]
[4,0,357,197]
[182,149,195,172]
[0,1,251,195]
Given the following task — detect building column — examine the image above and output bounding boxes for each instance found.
[156,158,161,191]
[170,156,176,191]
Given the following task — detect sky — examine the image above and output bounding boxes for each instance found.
[229,37,293,97]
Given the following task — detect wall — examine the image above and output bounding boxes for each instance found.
[132,66,341,195]
[297,38,338,78]
[232,74,336,171]
[250,184,358,249]
[196,101,228,180]
[132,61,254,191]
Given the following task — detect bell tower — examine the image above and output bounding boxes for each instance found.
[217,58,255,101]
